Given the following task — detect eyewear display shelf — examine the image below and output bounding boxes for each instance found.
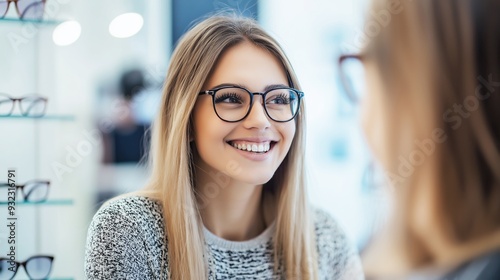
[0,200,73,206]
[0,18,62,25]
[0,17,75,280]
[0,115,75,120]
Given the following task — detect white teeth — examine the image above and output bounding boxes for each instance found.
[230,141,273,153]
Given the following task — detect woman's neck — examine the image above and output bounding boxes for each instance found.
[194,166,272,241]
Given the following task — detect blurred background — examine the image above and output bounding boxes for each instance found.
[0,0,387,278]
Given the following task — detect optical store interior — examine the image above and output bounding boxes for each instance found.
[0,0,382,279]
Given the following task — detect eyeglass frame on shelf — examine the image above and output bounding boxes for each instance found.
[198,85,304,123]
[0,255,54,280]
[0,180,51,203]
[0,93,48,117]
[0,0,47,19]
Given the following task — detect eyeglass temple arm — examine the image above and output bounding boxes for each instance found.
[198,90,215,95]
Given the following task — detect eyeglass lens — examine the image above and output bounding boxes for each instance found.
[213,87,299,121]
[340,57,366,103]
[0,181,50,203]
[23,181,49,202]
[24,257,52,279]
[0,256,53,280]
[0,0,45,20]
[18,0,44,20]
[0,94,47,117]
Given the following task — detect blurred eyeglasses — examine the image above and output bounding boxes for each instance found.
[0,93,47,117]
[0,180,50,203]
[198,85,304,123]
[0,255,53,280]
[338,54,366,104]
[0,0,46,20]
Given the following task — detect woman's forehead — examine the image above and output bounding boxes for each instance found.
[205,42,288,92]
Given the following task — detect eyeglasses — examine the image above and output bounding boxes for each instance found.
[0,0,46,20]
[0,93,47,117]
[0,180,50,203]
[0,255,53,280]
[338,54,365,104]
[198,85,304,123]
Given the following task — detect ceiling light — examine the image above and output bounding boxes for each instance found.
[52,20,81,46]
[109,13,144,38]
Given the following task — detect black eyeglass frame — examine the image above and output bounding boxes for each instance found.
[198,85,304,123]
[0,255,54,280]
[338,54,364,104]
[0,180,51,203]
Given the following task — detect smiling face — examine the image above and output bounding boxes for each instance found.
[192,41,296,186]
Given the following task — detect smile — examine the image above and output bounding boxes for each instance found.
[227,140,275,153]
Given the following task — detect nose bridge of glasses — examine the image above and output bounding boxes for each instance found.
[251,92,266,104]
[1,0,20,16]
[248,92,268,112]
[246,93,271,122]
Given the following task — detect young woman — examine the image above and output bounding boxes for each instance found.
[338,0,500,279]
[85,15,363,279]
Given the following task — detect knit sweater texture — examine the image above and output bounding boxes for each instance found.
[85,196,364,279]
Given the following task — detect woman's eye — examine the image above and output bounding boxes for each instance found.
[215,93,243,104]
[268,95,290,104]
[224,97,241,103]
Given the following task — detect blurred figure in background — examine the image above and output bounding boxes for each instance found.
[339,0,500,279]
[95,68,154,211]
[102,68,150,164]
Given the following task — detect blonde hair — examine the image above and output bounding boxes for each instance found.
[136,15,317,279]
[362,0,500,276]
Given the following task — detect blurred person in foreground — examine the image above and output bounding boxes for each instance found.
[338,0,500,279]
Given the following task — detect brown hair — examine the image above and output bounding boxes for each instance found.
[362,0,500,276]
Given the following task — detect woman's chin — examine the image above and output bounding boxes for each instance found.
[235,173,274,187]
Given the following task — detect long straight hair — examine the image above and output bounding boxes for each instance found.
[362,0,500,276]
[137,15,317,280]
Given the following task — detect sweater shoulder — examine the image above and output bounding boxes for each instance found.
[98,195,163,219]
[312,207,349,243]
[85,195,167,279]
[312,207,365,280]
[91,195,166,248]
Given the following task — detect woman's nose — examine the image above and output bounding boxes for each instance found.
[242,96,271,130]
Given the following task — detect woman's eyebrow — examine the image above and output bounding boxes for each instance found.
[211,83,245,89]
[263,84,289,91]
[211,83,290,91]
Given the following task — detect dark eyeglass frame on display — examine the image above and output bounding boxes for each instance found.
[0,0,46,20]
[338,54,364,104]
[0,93,48,117]
[0,255,53,280]
[198,85,304,123]
[0,180,50,203]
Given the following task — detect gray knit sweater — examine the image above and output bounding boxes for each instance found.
[84,196,364,279]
